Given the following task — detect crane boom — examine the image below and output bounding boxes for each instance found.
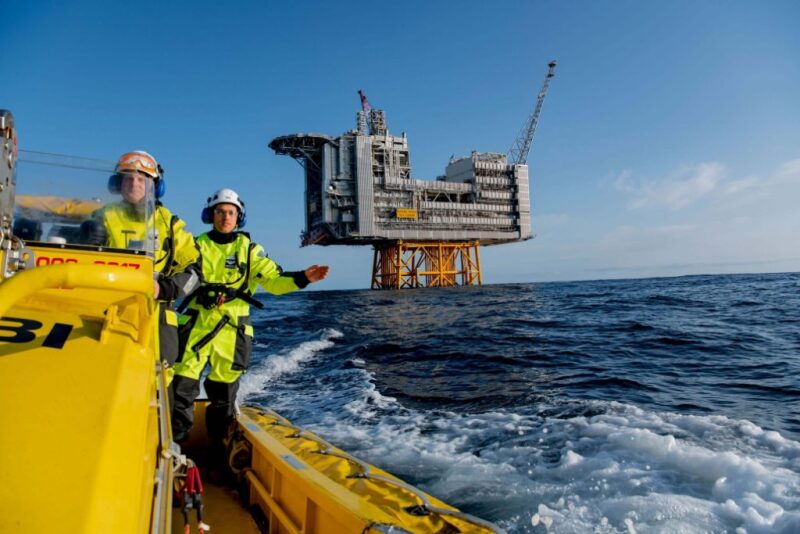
[507,61,557,166]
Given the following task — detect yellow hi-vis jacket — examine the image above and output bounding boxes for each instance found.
[98,202,199,277]
[174,231,307,384]
[98,202,201,368]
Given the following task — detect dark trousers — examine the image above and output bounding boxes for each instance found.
[159,301,180,366]
[158,301,179,414]
[171,375,239,445]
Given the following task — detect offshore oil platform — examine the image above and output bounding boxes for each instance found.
[270,62,556,289]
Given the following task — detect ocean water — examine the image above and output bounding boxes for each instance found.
[238,272,800,533]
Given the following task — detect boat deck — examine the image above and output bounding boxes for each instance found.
[170,475,260,534]
[171,402,260,533]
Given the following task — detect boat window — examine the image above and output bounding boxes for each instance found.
[13,151,157,256]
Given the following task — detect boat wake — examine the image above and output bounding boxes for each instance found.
[253,355,800,533]
[242,276,800,533]
[238,328,343,400]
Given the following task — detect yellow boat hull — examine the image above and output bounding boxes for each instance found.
[0,260,161,533]
[0,245,499,534]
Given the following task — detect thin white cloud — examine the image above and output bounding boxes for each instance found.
[776,158,800,178]
[615,163,725,210]
[499,156,800,283]
[616,157,800,213]
[709,158,799,211]
[613,169,634,192]
[720,176,759,196]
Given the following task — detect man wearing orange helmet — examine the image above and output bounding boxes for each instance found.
[171,188,328,447]
[89,151,201,383]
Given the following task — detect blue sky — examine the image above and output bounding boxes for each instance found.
[3,1,799,289]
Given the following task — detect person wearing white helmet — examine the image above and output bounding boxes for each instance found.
[171,188,328,446]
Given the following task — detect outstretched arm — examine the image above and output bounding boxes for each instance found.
[251,245,330,295]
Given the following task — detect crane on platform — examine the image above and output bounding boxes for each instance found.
[356,90,387,136]
[356,90,371,135]
[507,61,557,166]
[358,90,371,113]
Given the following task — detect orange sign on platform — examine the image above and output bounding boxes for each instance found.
[395,208,418,220]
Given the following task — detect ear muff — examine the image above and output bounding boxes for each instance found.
[155,164,166,199]
[154,178,165,199]
[237,199,246,228]
[201,205,214,224]
[108,174,122,194]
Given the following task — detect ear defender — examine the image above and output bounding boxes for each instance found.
[154,178,165,199]
[237,201,247,228]
[155,164,166,199]
[201,207,213,225]
[107,174,123,194]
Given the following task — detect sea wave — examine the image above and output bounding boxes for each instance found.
[243,272,800,532]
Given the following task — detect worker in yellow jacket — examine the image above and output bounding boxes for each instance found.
[171,188,328,445]
[84,151,201,385]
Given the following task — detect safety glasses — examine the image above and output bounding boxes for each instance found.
[117,153,158,178]
[214,207,239,218]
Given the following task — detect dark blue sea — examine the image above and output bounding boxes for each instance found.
[238,272,800,533]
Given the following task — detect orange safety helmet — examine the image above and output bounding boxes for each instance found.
[114,150,161,179]
[109,150,165,198]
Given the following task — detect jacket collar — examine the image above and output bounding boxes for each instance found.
[207,229,238,244]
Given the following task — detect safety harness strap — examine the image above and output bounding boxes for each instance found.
[180,240,264,312]
[191,315,230,353]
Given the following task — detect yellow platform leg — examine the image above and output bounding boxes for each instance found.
[371,241,482,289]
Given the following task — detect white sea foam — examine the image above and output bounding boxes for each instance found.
[285,380,800,533]
[238,328,343,400]
[246,339,800,533]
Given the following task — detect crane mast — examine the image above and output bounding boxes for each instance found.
[356,90,387,136]
[507,61,557,166]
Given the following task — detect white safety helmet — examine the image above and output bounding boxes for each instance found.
[207,188,244,211]
[202,188,246,227]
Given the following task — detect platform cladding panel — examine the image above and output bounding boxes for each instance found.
[269,109,533,248]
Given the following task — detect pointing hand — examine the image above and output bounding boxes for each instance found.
[305,265,329,283]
